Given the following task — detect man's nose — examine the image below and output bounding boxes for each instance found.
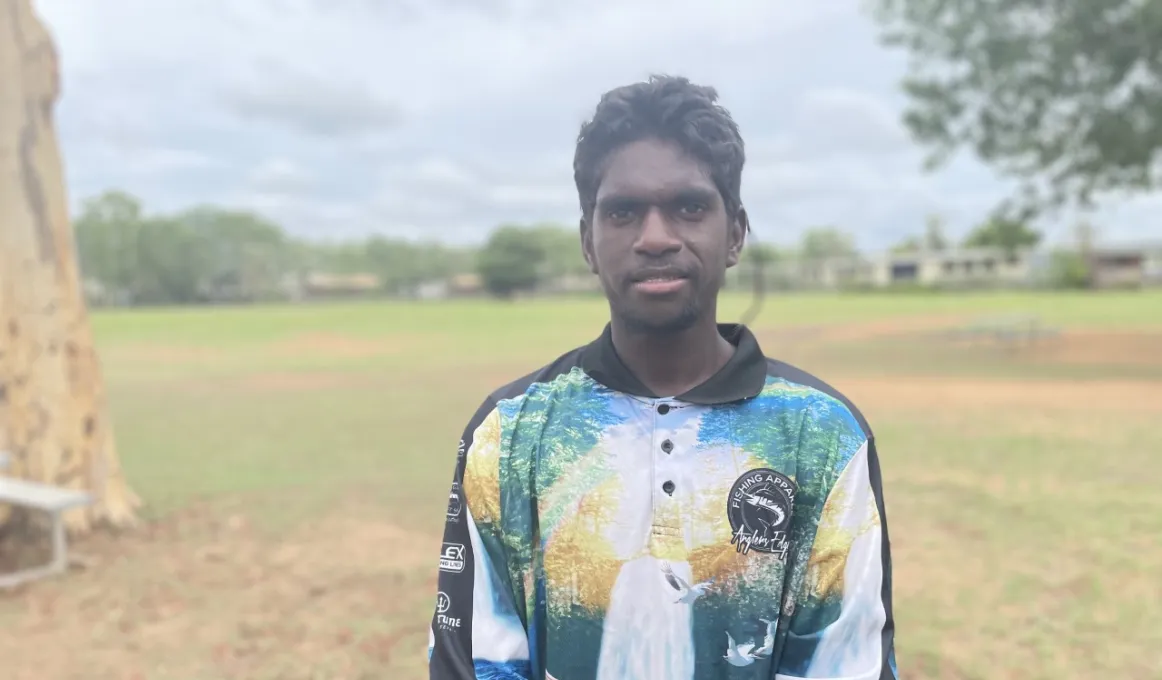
[633,208,681,256]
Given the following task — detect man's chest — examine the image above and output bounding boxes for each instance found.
[516,398,808,677]
[535,408,798,587]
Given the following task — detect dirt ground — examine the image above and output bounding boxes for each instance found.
[0,499,439,680]
[1027,329,1162,367]
[762,318,1162,370]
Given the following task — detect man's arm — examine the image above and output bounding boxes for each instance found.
[428,398,532,680]
[776,436,897,680]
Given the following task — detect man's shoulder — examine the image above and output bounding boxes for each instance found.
[480,344,590,408]
[763,356,873,440]
[459,345,588,431]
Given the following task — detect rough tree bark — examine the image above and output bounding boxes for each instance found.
[0,0,140,535]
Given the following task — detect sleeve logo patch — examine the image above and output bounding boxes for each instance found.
[446,482,463,523]
[435,591,461,631]
[439,542,466,573]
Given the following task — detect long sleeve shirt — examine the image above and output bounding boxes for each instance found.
[428,323,897,680]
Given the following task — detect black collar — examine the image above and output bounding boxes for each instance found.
[580,323,768,405]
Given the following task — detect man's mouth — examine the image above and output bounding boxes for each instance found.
[631,270,689,295]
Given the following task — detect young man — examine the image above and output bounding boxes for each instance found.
[428,75,897,680]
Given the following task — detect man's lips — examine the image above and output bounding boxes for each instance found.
[631,271,689,294]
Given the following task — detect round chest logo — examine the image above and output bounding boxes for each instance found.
[727,467,797,557]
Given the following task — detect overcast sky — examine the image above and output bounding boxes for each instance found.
[36,0,1161,250]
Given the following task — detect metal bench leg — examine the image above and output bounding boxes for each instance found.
[50,509,67,575]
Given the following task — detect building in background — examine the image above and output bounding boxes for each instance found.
[745,241,1162,292]
[1088,243,1162,289]
[869,246,1036,288]
[283,272,382,301]
[763,246,1038,291]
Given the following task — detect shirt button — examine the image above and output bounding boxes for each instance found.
[661,440,673,453]
[657,404,670,415]
[662,480,675,495]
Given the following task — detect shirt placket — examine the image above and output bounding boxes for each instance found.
[649,400,683,560]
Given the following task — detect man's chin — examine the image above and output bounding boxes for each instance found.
[617,305,702,335]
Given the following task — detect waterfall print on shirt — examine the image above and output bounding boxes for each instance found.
[429,359,893,680]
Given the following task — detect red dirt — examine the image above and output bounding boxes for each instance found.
[0,502,439,680]
[1027,330,1162,368]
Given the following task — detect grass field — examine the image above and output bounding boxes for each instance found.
[2,290,1161,680]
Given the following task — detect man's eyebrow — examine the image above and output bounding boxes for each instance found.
[596,187,719,210]
[670,187,719,204]
[595,194,643,211]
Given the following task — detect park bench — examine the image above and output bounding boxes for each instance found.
[0,450,93,589]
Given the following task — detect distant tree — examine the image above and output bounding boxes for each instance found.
[1074,220,1097,259]
[890,236,923,254]
[310,241,374,275]
[923,214,948,251]
[423,243,477,281]
[742,242,784,267]
[74,191,303,304]
[477,225,547,298]
[735,242,788,291]
[1047,250,1092,290]
[894,214,950,253]
[800,226,858,260]
[132,217,209,304]
[1072,219,1099,288]
[963,217,1042,256]
[175,206,291,302]
[527,224,590,280]
[364,236,476,296]
[365,237,415,293]
[869,0,1162,218]
[74,190,146,297]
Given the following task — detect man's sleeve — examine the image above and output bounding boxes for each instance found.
[775,436,897,680]
[428,398,532,680]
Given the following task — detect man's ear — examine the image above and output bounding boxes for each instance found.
[726,206,748,268]
[580,217,598,274]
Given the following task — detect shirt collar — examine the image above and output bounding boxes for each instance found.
[580,322,768,405]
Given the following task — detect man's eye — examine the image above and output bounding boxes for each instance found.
[678,203,707,217]
[606,208,635,222]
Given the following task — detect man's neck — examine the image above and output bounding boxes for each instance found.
[610,316,736,398]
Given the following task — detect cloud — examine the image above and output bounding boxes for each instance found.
[247,159,314,195]
[790,88,911,159]
[220,66,403,137]
[33,0,1162,249]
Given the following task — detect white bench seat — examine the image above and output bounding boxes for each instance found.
[0,463,93,590]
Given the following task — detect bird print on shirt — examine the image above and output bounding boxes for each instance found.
[660,560,713,604]
[723,619,776,667]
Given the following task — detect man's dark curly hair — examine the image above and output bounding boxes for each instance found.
[573,74,746,224]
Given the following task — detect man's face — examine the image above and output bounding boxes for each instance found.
[581,138,745,334]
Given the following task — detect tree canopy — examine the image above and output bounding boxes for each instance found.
[800,227,858,260]
[962,216,1042,255]
[892,214,950,253]
[476,225,549,297]
[72,190,600,304]
[870,0,1162,217]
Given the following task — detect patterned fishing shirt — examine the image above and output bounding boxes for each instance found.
[429,323,897,680]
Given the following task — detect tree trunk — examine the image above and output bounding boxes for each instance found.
[0,0,140,536]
